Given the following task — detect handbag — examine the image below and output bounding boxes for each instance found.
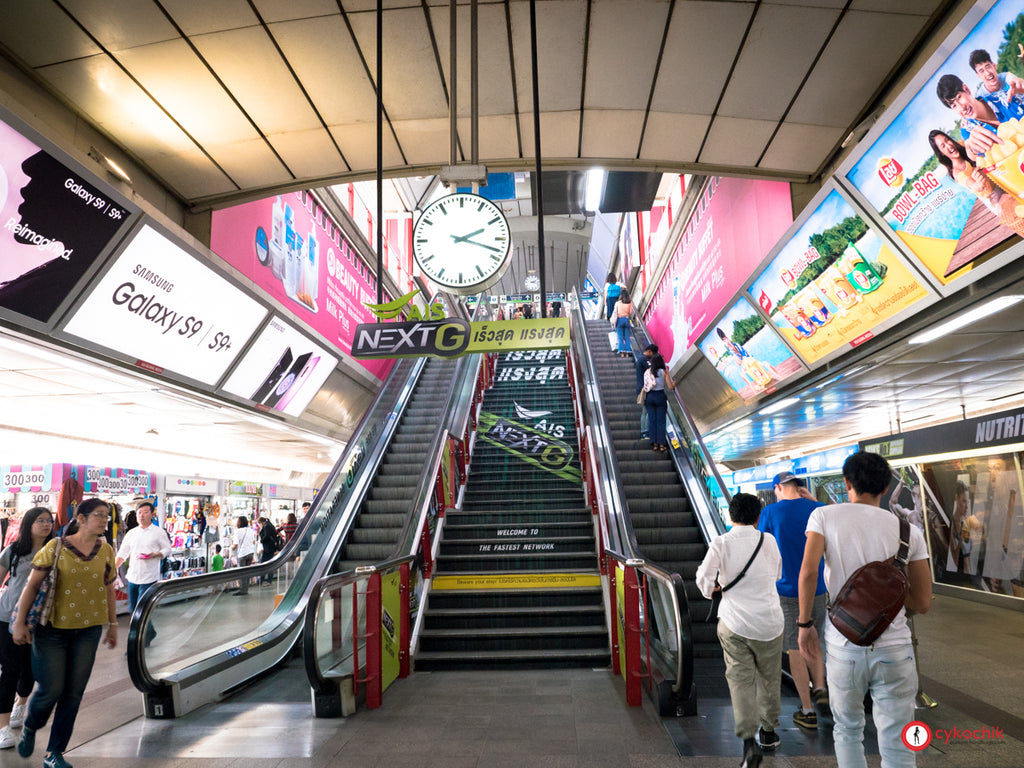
[706,533,764,622]
[10,537,62,636]
[637,390,646,406]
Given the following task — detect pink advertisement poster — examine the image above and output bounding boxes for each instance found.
[642,177,792,367]
[211,193,391,380]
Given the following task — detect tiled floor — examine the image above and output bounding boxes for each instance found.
[2,594,1020,767]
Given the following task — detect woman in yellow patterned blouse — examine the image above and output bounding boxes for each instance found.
[11,498,117,768]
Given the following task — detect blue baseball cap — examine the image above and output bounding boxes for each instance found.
[773,471,805,487]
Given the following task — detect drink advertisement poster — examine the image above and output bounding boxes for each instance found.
[0,113,132,324]
[748,190,931,365]
[221,315,338,418]
[697,297,804,402]
[642,177,792,368]
[62,225,268,386]
[844,0,1024,290]
[211,193,391,381]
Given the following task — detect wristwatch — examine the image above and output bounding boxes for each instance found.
[796,619,814,628]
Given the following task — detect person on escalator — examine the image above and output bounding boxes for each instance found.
[231,516,256,595]
[635,344,657,439]
[643,353,675,453]
[257,517,279,585]
[604,273,622,320]
[696,493,784,768]
[613,289,633,358]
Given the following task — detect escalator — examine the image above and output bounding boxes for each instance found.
[127,310,477,718]
[417,349,610,670]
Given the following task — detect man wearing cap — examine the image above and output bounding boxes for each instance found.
[635,344,657,439]
[758,471,830,730]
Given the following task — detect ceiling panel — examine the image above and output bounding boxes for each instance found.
[269,130,349,180]
[785,10,928,129]
[159,0,257,35]
[269,17,379,124]
[584,0,669,111]
[851,0,944,13]
[758,123,845,173]
[639,113,711,163]
[0,0,101,67]
[251,0,338,24]
[509,0,586,114]
[717,4,842,122]
[432,3,517,117]
[138,145,238,199]
[190,27,324,135]
[349,7,449,122]
[519,111,581,160]
[59,0,178,51]
[206,137,291,188]
[328,122,405,173]
[580,110,646,159]
[699,116,777,167]
[456,115,522,162]
[651,2,754,116]
[391,117,453,166]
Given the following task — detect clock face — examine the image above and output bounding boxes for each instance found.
[523,274,540,291]
[412,193,512,295]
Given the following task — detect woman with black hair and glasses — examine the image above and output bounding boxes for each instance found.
[0,507,54,749]
[12,498,118,768]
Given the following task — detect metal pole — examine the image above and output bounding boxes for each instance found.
[376,0,384,309]
[471,0,479,165]
[450,0,458,168]
[529,0,547,317]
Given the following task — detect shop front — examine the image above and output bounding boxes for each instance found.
[164,475,224,579]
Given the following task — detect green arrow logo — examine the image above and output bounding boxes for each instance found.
[364,289,421,320]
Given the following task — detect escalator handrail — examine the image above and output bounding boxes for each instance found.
[568,292,692,696]
[127,336,435,695]
[628,324,730,539]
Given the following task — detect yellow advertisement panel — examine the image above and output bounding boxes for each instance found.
[381,570,402,692]
[748,190,930,364]
[615,562,626,681]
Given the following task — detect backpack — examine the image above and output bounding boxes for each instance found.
[828,517,911,646]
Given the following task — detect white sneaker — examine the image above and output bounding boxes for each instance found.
[0,725,16,749]
[9,702,26,728]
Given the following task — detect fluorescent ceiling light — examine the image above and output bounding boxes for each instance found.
[761,397,800,415]
[585,168,605,212]
[909,295,1024,345]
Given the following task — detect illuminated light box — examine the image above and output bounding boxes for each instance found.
[221,315,337,417]
[748,189,931,365]
[62,225,267,385]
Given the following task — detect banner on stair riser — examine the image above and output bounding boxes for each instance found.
[350,318,570,359]
[381,570,401,692]
[477,412,582,483]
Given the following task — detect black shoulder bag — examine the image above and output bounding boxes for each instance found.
[706,532,765,623]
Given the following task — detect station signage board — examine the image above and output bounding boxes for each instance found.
[62,225,268,385]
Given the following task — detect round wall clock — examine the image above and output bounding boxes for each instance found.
[523,274,540,291]
[412,193,512,295]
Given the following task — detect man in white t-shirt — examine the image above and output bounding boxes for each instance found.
[797,452,932,768]
[114,502,171,646]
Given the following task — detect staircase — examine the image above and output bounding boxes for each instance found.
[582,320,720,664]
[417,350,610,670]
[336,357,457,570]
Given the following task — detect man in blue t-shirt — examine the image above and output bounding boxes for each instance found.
[758,472,829,730]
[970,49,1024,122]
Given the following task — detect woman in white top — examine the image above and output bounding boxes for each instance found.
[613,288,633,358]
[231,516,256,596]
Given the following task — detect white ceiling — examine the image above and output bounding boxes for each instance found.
[0,0,950,204]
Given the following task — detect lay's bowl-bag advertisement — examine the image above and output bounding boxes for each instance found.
[749,190,930,365]
[845,0,1024,288]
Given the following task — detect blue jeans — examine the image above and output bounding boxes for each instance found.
[645,389,667,446]
[26,624,102,754]
[615,317,631,353]
[606,296,617,319]
[127,580,158,644]
[826,641,918,768]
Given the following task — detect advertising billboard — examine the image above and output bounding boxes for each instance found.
[749,189,931,365]
[697,297,804,401]
[844,0,1024,290]
[0,112,133,324]
[62,225,268,385]
[210,192,391,381]
[221,315,338,417]
[642,177,792,367]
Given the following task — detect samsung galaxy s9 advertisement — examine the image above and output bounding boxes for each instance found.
[221,315,337,417]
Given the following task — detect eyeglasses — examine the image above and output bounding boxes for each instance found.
[33,518,54,526]
[89,513,110,522]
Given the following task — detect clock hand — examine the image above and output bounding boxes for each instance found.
[451,228,485,244]
[464,238,504,253]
